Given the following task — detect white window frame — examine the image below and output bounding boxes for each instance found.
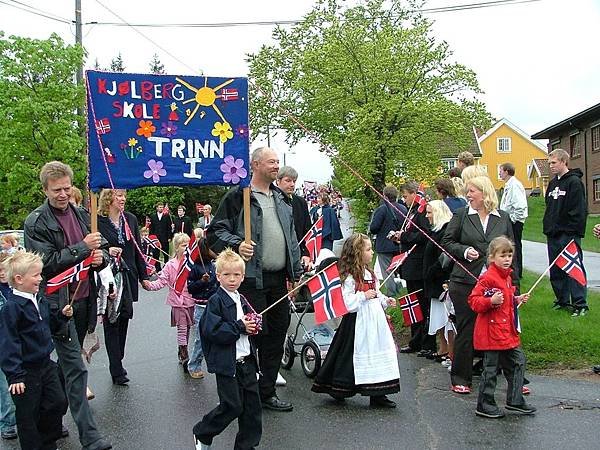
[593,177,600,202]
[497,137,512,153]
[441,158,457,173]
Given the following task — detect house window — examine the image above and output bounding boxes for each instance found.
[592,126,600,152]
[594,177,600,202]
[570,133,581,157]
[441,159,456,173]
[551,139,561,151]
[497,137,511,153]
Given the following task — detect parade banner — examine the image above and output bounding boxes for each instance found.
[86,70,250,191]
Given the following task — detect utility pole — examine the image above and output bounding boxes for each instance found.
[75,0,83,85]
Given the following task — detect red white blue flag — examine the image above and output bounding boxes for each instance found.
[414,182,428,213]
[46,254,95,294]
[387,244,416,272]
[303,216,323,263]
[145,234,162,249]
[220,88,239,101]
[174,233,199,294]
[308,262,347,324]
[399,291,423,325]
[555,239,587,286]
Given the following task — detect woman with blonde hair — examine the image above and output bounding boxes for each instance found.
[460,166,489,194]
[97,189,149,385]
[441,176,514,394]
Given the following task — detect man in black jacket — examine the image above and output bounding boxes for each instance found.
[543,149,588,316]
[149,202,172,266]
[24,161,111,450]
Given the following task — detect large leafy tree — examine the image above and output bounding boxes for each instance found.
[248,0,491,222]
[0,33,85,228]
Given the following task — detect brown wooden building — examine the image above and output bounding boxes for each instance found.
[532,102,600,214]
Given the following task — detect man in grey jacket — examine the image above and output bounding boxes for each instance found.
[207,147,302,412]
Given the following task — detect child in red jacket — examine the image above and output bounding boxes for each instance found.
[468,236,536,419]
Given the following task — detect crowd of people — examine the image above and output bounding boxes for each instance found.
[0,145,593,449]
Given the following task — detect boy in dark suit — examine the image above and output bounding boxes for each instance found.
[0,251,71,450]
[193,249,261,450]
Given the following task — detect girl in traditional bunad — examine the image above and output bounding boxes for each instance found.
[142,233,196,370]
[312,233,400,408]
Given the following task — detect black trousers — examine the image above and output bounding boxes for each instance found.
[11,359,67,450]
[547,234,587,309]
[512,221,524,280]
[449,281,477,386]
[193,359,262,450]
[406,280,436,352]
[72,296,90,347]
[477,347,526,413]
[103,316,129,378]
[239,270,289,400]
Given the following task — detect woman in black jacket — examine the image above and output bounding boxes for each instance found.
[97,189,149,385]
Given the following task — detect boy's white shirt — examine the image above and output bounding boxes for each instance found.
[224,288,251,360]
[13,289,41,319]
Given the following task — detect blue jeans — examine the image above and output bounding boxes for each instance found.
[187,305,205,373]
[0,369,16,433]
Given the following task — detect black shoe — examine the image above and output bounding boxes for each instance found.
[112,375,129,385]
[476,408,505,419]
[505,403,536,414]
[552,302,569,311]
[61,424,69,438]
[370,395,396,408]
[417,349,433,358]
[262,395,293,411]
[593,365,600,374]
[400,346,416,353]
[329,393,346,403]
[1,429,17,440]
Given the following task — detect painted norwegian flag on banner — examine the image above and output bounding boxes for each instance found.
[387,244,416,272]
[220,88,239,101]
[304,216,324,263]
[308,263,347,324]
[399,291,423,325]
[413,182,428,213]
[145,235,162,249]
[555,239,587,286]
[95,118,111,134]
[174,233,200,294]
[46,254,95,295]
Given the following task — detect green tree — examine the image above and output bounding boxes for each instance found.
[92,57,103,70]
[110,52,125,72]
[0,32,85,228]
[149,53,165,74]
[248,0,491,224]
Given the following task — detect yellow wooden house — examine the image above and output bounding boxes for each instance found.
[476,118,548,190]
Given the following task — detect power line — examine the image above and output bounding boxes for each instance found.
[0,0,71,24]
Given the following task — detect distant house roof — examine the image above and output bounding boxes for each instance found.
[528,158,550,179]
[478,118,547,153]
[531,101,600,139]
[439,126,482,159]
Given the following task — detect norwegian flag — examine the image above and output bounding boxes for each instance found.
[163,204,170,215]
[143,254,156,276]
[46,254,95,295]
[413,182,428,213]
[174,233,200,294]
[399,291,423,325]
[220,88,239,101]
[387,244,416,272]
[555,240,587,286]
[303,217,323,263]
[308,263,347,324]
[95,118,111,134]
[145,235,162,249]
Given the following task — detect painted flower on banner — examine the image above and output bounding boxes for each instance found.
[220,155,247,184]
[235,124,249,139]
[144,159,167,183]
[128,138,138,147]
[160,121,178,138]
[136,120,156,138]
[212,121,233,144]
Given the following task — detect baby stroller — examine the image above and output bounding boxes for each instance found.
[280,257,338,378]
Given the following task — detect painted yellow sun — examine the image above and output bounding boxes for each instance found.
[175,77,234,126]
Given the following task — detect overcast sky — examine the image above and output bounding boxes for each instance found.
[2,0,600,185]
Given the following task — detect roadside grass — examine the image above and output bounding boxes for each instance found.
[387,269,599,371]
[523,196,600,252]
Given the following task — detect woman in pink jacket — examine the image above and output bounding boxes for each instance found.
[143,233,195,371]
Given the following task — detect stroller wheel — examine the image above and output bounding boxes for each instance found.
[281,335,295,370]
[301,340,321,378]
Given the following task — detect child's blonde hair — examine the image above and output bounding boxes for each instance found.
[1,233,18,247]
[140,226,149,235]
[193,228,203,239]
[487,236,515,262]
[5,251,43,287]
[215,248,245,274]
[172,233,190,257]
[0,252,10,270]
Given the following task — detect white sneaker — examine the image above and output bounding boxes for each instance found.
[195,438,211,450]
[276,372,287,386]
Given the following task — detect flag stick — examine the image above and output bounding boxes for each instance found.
[380,244,416,287]
[524,240,574,296]
[399,195,416,232]
[396,288,423,301]
[259,261,337,315]
[90,192,98,233]
[69,280,84,306]
[297,217,322,247]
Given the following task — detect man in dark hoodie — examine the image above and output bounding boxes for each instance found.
[543,149,588,316]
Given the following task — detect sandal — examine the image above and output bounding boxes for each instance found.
[451,385,471,394]
[433,352,449,362]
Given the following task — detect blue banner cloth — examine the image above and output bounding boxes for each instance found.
[86,70,250,190]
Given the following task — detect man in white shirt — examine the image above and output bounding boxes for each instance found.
[499,162,528,279]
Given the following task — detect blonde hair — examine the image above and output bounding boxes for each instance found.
[1,233,18,247]
[5,251,43,287]
[451,177,465,199]
[0,252,10,269]
[140,226,149,235]
[215,248,245,274]
[98,189,126,216]
[467,176,499,212]
[193,228,204,239]
[461,165,488,185]
[39,161,73,189]
[488,236,515,261]
[71,186,83,206]
[549,148,569,164]
[172,233,190,257]
[427,200,453,232]
[457,151,475,167]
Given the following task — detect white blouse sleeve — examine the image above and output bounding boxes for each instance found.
[371,272,389,309]
[342,275,367,313]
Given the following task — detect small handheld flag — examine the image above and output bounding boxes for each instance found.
[387,244,416,272]
[46,254,95,295]
[555,239,587,286]
[145,235,162,250]
[414,182,428,213]
[304,216,324,263]
[399,290,423,325]
[174,233,199,294]
[308,263,347,324]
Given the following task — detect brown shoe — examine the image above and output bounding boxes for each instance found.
[189,370,205,379]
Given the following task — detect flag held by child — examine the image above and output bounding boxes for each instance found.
[555,239,587,286]
[308,263,347,324]
[46,254,95,294]
[399,291,423,325]
[174,233,199,294]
